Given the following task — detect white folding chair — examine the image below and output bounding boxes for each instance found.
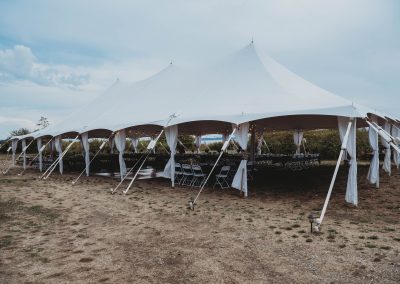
[191,164,206,187]
[181,164,193,186]
[213,166,231,189]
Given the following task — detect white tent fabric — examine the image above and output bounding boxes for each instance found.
[114,130,127,180]
[338,117,357,205]
[293,130,303,154]
[81,132,90,176]
[391,125,399,169]
[21,139,27,170]
[54,136,63,174]
[257,133,263,155]
[131,136,139,153]
[109,137,115,154]
[367,125,379,187]
[381,122,391,175]
[37,138,43,172]
[162,125,178,186]
[32,43,390,143]
[11,139,18,166]
[195,135,201,153]
[232,122,250,196]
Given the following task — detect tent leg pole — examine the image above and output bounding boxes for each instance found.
[18,139,52,176]
[72,140,107,185]
[122,130,165,195]
[250,125,256,163]
[316,121,352,230]
[190,128,237,209]
[123,152,151,195]
[41,135,79,180]
[111,129,164,194]
[110,150,148,194]
[2,140,34,175]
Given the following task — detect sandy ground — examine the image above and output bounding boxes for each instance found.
[0,156,399,283]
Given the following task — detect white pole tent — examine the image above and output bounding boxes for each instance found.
[14,43,399,214]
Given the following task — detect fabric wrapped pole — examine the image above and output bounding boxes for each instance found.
[109,137,115,154]
[54,136,63,174]
[37,138,43,172]
[114,130,127,180]
[293,130,303,154]
[257,133,264,155]
[381,122,391,175]
[391,125,399,169]
[367,124,379,187]
[338,117,357,205]
[131,136,139,153]
[21,139,27,170]
[232,122,250,197]
[11,139,18,166]
[50,139,55,153]
[195,135,201,153]
[162,125,178,187]
[81,132,90,176]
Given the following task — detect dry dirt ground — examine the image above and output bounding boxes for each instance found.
[0,156,399,283]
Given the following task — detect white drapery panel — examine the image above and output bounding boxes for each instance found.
[50,139,55,153]
[114,130,127,180]
[381,122,391,175]
[232,160,248,196]
[234,122,250,150]
[367,125,379,187]
[195,135,201,153]
[11,139,18,166]
[232,122,250,197]
[55,136,63,174]
[162,125,178,186]
[109,137,115,154]
[338,117,357,205]
[37,138,43,172]
[21,139,27,170]
[131,136,139,153]
[257,133,264,155]
[293,130,303,154]
[391,125,399,169]
[81,132,90,176]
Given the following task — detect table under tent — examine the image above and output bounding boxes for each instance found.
[4,42,400,231]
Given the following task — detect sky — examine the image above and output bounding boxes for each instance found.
[0,0,399,138]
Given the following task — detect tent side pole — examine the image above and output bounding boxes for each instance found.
[191,128,237,207]
[316,121,352,229]
[123,130,165,195]
[2,139,34,175]
[18,138,53,176]
[250,125,256,163]
[72,140,107,185]
[110,149,148,194]
[367,121,400,154]
[41,135,80,180]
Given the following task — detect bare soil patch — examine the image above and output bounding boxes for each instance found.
[0,156,399,283]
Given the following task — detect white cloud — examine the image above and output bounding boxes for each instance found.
[0,45,89,88]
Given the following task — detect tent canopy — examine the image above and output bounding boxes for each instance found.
[28,43,395,139]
